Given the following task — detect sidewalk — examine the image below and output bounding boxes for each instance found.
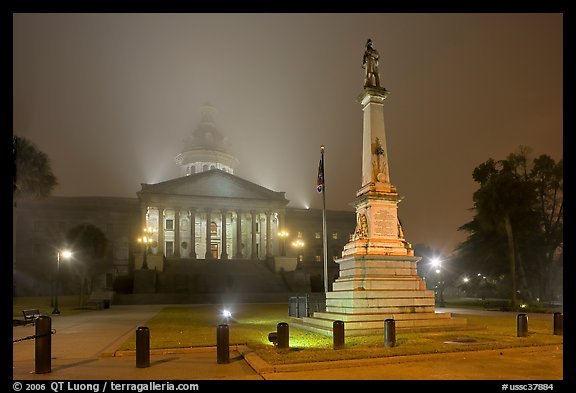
[12,305,564,381]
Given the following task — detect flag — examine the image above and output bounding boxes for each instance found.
[316,153,324,193]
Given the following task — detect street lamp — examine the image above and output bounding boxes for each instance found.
[52,249,72,315]
[292,239,305,262]
[431,257,445,307]
[278,230,289,256]
[138,226,156,270]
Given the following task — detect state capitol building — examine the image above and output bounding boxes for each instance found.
[13,105,355,303]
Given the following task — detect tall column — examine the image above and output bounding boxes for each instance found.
[220,209,228,260]
[250,210,258,260]
[189,208,196,259]
[205,209,212,259]
[140,204,147,231]
[174,209,181,258]
[235,210,243,258]
[358,88,392,193]
[277,210,286,256]
[157,207,165,256]
[265,211,272,258]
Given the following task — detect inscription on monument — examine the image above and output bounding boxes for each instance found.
[372,208,397,237]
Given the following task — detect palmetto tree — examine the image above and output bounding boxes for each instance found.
[470,157,535,309]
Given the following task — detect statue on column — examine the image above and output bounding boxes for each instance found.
[362,38,381,88]
[373,137,389,184]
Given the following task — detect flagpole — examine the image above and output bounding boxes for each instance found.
[321,145,329,293]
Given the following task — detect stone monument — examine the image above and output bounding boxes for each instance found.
[294,39,466,336]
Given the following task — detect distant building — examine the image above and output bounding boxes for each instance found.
[13,105,355,299]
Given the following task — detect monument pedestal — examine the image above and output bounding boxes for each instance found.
[294,254,467,336]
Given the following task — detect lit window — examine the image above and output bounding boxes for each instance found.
[210,222,218,235]
[166,219,174,231]
[332,232,338,240]
[315,255,321,262]
[297,231,303,238]
[315,232,321,239]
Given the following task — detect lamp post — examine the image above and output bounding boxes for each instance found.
[278,230,289,256]
[431,257,445,307]
[52,249,72,315]
[137,227,156,270]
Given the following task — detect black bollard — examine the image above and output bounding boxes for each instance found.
[277,322,289,350]
[136,326,150,368]
[35,315,52,374]
[553,312,563,336]
[333,320,345,350]
[517,313,528,337]
[216,324,229,364]
[384,318,396,348]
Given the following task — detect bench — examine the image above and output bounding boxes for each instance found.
[87,290,114,310]
[22,309,41,325]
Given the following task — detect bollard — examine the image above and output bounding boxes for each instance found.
[517,313,528,337]
[216,324,229,364]
[553,312,563,336]
[277,322,289,350]
[136,326,150,368]
[384,318,396,348]
[333,320,345,350]
[35,315,52,374]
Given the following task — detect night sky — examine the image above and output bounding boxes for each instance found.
[12,13,563,254]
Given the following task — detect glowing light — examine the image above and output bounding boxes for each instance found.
[222,310,232,319]
[463,277,469,283]
[292,239,305,248]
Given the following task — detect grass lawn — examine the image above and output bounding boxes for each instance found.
[14,296,562,366]
[114,303,563,366]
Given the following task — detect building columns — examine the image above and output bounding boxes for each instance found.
[251,210,258,260]
[221,209,228,260]
[157,207,165,256]
[174,209,181,257]
[189,208,196,259]
[205,209,212,259]
[236,210,243,258]
[265,211,272,258]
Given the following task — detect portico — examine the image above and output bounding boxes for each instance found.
[136,169,289,265]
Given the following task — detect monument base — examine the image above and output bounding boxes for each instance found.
[291,254,467,336]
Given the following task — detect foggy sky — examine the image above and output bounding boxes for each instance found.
[12,13,563,255]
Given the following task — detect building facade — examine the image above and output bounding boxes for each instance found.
[13,104,355,298]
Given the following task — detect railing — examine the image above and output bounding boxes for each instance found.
[288,293,326,317]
